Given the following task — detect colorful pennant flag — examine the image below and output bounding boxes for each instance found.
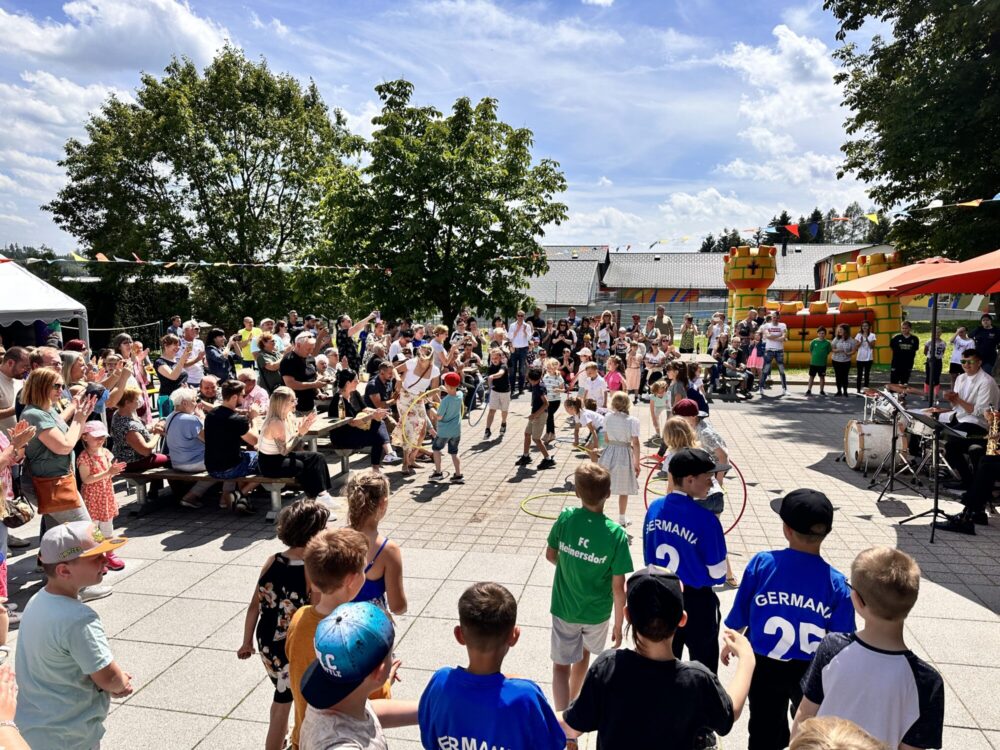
[785,224,800,237]
[806,223,819,238]
[70,252,87,261]
[865,213,879,224]
[95,252,109,262]
[959,199,983,207]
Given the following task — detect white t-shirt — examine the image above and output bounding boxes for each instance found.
[0,370,23,433]
[388,340,404,362]
[762,322,787,351]
[578,374,608,406]
[854,332,876,362]
[579,408,605,432]
[950,336,975,364]
[178,337,205,385]
[509,320,533,348]
[299,702,387,750]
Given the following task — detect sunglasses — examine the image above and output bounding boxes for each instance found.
[961,359,978,364]
[52,382,65,389]
[846,580,866,606]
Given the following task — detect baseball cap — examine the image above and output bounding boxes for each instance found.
[82,421,108,438]
[39,521,127,565]
[667,447,730,479]
[626,566,684,633]
[304,314,317,321]
[577,347,592,357]
[771,489,834,535]
[442,371,462,388]
[300,602,395,709]
[671,398,708,418]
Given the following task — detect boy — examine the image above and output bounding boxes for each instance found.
[643,447,729,674]
[418,582,566,750]
[515,368,555,469]
[889,321,920,385]
[546,463,633,711]
[806,327,831,396]
[430,371,464,484]
[723,489,855,750]
[286,527,369,750]
[577,361,608,409]
[299,602,418,749]
[16,522,133,749]
[792,547,944,750]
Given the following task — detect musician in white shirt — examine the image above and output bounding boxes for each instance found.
[507,309,533,396]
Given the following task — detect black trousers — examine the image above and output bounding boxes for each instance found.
[945,422,987,487]
[546,400,561,435]
[746,655,809,750]
[331,423,389,466]
[672,585,720,674]
[258,451,331,498]
[638,368,663,397]
[890,363,914,385]
[832,360,851,393]
[965,454,1000,513]
[856,360,872,390]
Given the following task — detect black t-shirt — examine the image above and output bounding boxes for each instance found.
[529,381,547,413]
[154,357,187,398]
[890,334,920,368]
[736,320,755,339]
[487,362,509,393]
[337,328,360,371]
[564,649,734,750]
[528,315,546,330]
[364,377,392,409]
[279,352,317,412]
[204,406,250,473]
[366,355,384,379]
[972,325,999,363]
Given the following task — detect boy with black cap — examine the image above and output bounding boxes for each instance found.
[643,447,730,674]
[722,489,855,750]
[561,566,755,750]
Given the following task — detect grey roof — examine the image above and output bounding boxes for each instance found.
[543,245,609,263]
[526,260,601,306]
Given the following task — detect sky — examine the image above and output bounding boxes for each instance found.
[0,0,883,253]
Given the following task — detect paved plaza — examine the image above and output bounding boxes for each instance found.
[5,389,1000,749]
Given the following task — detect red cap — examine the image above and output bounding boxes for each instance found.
[442,372,462,388]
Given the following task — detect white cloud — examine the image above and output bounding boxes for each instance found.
[597,176,613,187]
[781,1,824,32]
[0,0,229,72]
[582,0,615,6]
[341,100,381,141]
[0,213,33,226]
[738,126,795,156]
[658,187,770,228]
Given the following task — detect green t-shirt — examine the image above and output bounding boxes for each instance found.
[435,394,463,439]
[547,506,633,625]
[22,406,74,478]
[810,338,832,367]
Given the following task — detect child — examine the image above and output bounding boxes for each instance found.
[806,327,832,397]
[792,547,944,750]
[77,421,127,571]
[649,379,669,442]
[666,361,688,412]
[430,371,464,483]
[565,396,604,451]
[626,341,642,403]
[546,463,632,711]
[723,489,855,750]
[594,339,611,374]
[542,357,566,443]
[791,717,890,750]
[299,602,418,749]
[347,470,408,616]
[594,392,641,527]
[418,582,566,749]
[605,355,625,393]
[577,361,608,409]
[286,527,369,750]
[560,566,755,749]
[746,330,765,383]
[238,500,331,750]
[483,348,509,440]
[515,369,555,469]
[643,447,729,674]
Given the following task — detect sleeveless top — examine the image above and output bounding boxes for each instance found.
[353,537,391,608]
[254,553,308,657]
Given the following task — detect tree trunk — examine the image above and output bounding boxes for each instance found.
[440,304,459,331]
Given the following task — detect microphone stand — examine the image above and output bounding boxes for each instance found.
[898,411,965,543]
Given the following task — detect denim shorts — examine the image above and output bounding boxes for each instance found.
[431,435,460,455]
[208,451,259,479]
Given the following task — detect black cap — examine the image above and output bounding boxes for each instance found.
[627,566,684,633]
[771,489,834,535]
[667,447,731,480]
[304,314,317,321]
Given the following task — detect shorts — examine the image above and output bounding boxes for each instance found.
[551,615,610,665]
[208,451,259,480]
[949,362,964,376]
[698,491,725,515]
[431,435,460,455]
[525,414,546,441]
[489,390,511,412]
[808,365,827,377]
[890,366,913,385]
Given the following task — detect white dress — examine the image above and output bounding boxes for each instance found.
[599,412,639,496]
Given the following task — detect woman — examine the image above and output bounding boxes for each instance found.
[111,386,169,504]
[0,420,35,635]
[709,332,731,392]
[255,332,284,393]
[362,320,391,374]
[467,319,484,357]
[539,319,556,352]
[111,332,153,424]
[831,324,855,397]
[162,388,218,508]
[391,346,441,476]
[641,339,667,396]
[206,328,240,381]
[548,319,574,361]
[948,327,975,386]
[259,386,333,503]
[155,333,197,417]
[275,320,291,347]
[678,314,698,354]
[455,338,483,411]
[61,350,88,395]
[854,320,876,392]
[329,370,394,471]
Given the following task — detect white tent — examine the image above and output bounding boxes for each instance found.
[0,256,90,345]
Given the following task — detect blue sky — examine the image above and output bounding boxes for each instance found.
[0,0,880,252]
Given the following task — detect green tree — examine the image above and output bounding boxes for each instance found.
[825,0,1000,261]
[315,80,567,326]
[699,233,716,253]
[807,207,825,243]
[45,46,357,328]
[825,207,845,244]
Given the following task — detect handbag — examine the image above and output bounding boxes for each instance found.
[30,472,81,515]
[2,473,36,529]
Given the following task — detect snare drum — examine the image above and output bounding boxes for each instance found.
[844,420,894,471]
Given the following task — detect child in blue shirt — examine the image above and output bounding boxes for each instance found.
[430,372,464,484]
[418,582,565,750]
[723,489,855,750]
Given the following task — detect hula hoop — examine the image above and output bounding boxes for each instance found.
[466,382,488,426]
[642,457,749,536]
[520,492,577,521]
[398,387,462,451]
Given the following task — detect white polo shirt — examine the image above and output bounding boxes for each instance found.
[509,320,533,348]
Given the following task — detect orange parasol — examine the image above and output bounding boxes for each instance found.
[821,257,957,299]
[890,248,1000,296]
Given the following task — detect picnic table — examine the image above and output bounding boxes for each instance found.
[302,415,351,451]
[675,353,717,366]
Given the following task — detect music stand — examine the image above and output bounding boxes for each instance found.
[873,390,924,501]
[897,410,966,543]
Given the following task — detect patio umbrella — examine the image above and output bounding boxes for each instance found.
[889,248,1000,296]
[820,256,956,299]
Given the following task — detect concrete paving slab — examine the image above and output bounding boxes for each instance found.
[117,598,244,647]
[101,704,220,749]
[179,563,260,603]
[905,618,1000,666]
[106,639,190,705]
[114,559,219,597]
[450,550,539,585]
[939,663,1000,730]
[194,718,269,749]
[88,591,170,637]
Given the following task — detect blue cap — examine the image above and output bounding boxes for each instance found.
[300,602,395,709]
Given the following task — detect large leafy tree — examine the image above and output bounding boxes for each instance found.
[826,0,1000,260]
[315,80,568,326]
[46,46,357,328]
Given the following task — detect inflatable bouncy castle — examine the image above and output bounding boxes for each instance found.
[723,247,901,368]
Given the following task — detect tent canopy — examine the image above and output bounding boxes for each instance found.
[891,248,1000,296]
[820,257,956,299]
[0,257,89,340]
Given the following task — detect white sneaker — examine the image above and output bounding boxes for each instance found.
[383,453,401,464]
[79,584,113,602]
[782,387,788,396]
[315,491,337,511]
[618,516,632,528]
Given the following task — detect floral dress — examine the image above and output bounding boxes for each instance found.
[78,448,118,522]
[255,553,308,701]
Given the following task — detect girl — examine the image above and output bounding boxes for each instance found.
[831,324,855,397]
[258,386,334,504]
[483,348,511,440]
[565,396,605,452]
[347,470,408,616]
[625,341,642,403]
[854,321,876,392]
[666,361,689,413]
[678,314,698,354]
[594,392,641,528]
[238,500,330,750]
[924,331,946,397]
[542,358,565,443]
[745,330,765,383]
[0,419,35,639]
[605,355,625,393]
[78,421,127,571]
[648,380,669,443]
[948,326,975,385]
[154,333,198,417]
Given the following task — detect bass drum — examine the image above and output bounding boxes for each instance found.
[844,420,894,472]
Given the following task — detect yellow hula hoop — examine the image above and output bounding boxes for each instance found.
[520,492,578,521]
[398,386,465,451]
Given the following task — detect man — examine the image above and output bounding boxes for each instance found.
[364,361,397,432]
[389,330,413,362]
[302,314,318,335]
[197,375,221,413]
[627,313,643,335]
[204,379,259,514]
[287,310,303,339]
[759,311,788,396]
[889,320,920,385]
[178,320,206,388]
[654,305,675,344]
[971,314,999,375]
[166,315,183,337]
[336,311,377,373]
[508,309,533,396]
[736,308,757,340]
[281,331,324,413]
[237,317,262,369]
[566,306,580,328]
[528,306,546,330]
[0,346,28,433]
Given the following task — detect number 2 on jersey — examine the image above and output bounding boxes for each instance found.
[763,616,826,659]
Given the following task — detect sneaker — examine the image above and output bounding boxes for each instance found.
[805,389,812,396]
[782,387,788,396]
[429,471,445,483]
[537,457,556,469]
[820,390,827,396]
[934,514,975,535]
[383,453,401,465]
[514,455,531,466]
[499,423,507,435]
[972,509,990,525]
[316,491,338,513]
[618,516,632,528]
[694,731,719,750]
[105,551,126,572]
[79,584,113,603]
[484,428,492,439]
[451,474,465,484]
[6,534,30,549]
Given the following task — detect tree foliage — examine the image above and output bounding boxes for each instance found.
[825,0,1000,260]
[314,80,568,326]
[698,228,742,253]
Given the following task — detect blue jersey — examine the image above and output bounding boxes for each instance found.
[725,548,855,661]
[643,492,727,589]
[418,667,565,750]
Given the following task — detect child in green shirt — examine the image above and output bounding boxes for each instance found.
[430,372,464,484]
[807,326,832,397]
